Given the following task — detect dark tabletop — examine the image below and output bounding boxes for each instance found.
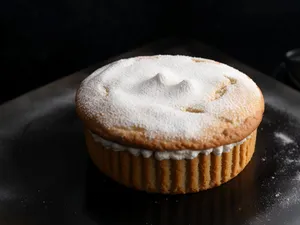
[0,38,300,225]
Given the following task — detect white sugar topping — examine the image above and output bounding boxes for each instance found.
[274,132,295,145]
[77,55,262,139]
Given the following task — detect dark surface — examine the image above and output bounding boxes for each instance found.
[1,39,300,225]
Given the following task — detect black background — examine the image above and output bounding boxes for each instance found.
[1,0,300,103]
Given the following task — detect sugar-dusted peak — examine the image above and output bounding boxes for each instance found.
[76,55,263,140]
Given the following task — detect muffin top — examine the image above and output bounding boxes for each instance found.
[76,55,264,151]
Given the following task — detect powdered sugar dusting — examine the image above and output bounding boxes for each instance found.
[285,158,300,165]
[279,187,300,209]
[274,132,294,145]
[76,55,262,139]
[259,129,300,214]
[294,172,300,181]
[276,172,300,209]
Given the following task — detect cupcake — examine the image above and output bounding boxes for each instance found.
[75,55,264,194]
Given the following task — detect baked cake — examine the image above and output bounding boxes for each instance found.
[75,55,264,194]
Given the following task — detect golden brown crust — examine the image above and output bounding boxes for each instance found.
[76,97,263,151]
[85,129,257,194]
[75,56,265,152]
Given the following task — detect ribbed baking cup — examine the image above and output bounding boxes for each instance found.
[84,129,257,194]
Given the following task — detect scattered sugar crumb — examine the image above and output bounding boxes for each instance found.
[293,172,300,181]
[261,157,266,162]
[285,158,300,165]
[279,187,300,208]
[274,132,294,145]
[271,176,275,179]
[275,193,281,198]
